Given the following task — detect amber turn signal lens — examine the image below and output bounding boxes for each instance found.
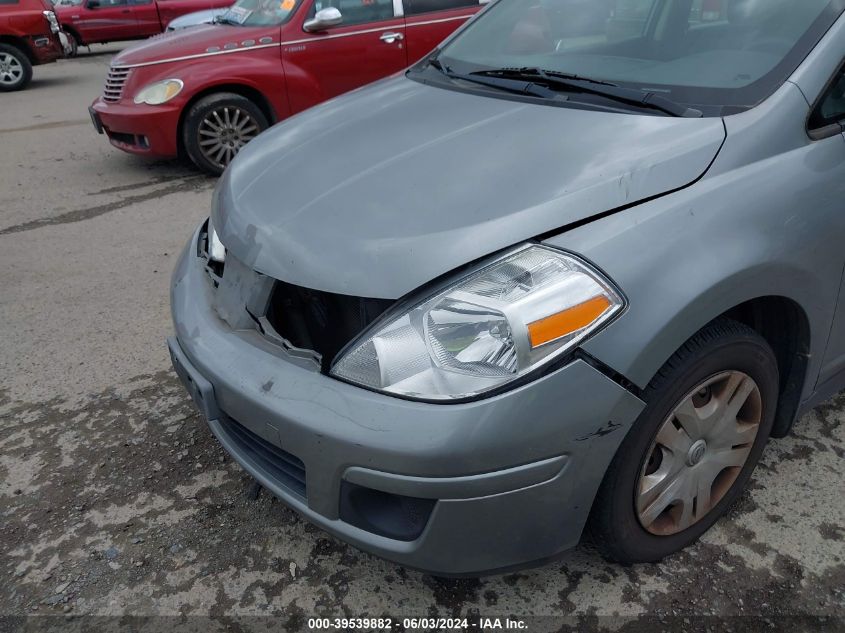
[527,296,612,348]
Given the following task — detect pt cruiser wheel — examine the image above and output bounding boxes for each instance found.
[183,93,269,175]
[589,319,778,563]
[0,44,32,92]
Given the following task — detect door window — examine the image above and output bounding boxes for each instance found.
[92,0,129,7]
[810,67,845,130]
[310,0,394,26]
[403,0,477,17]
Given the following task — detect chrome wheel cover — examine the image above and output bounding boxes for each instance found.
[636,371,763,536]
[0,52,24,86]
[197,106,260,170]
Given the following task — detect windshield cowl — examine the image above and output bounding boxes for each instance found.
[416,59,706,117]
[435,0,844,113]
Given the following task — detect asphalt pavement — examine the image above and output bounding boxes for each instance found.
[1,43,843,630]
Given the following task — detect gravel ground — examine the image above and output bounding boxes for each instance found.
[1,44,843,632]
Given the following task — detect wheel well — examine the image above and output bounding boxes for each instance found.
[62,25,82,45]
[0,36,33,62]
[718,296,811,438]
[176,84,276,158]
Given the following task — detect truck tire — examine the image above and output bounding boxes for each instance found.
[0,44,33,92]
[65,31,80,57]
[183,92,269,175]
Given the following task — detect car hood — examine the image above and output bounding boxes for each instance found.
[215,76,726,299]
[113,23,270,67]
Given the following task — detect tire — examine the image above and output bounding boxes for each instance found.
[588,318,779,564]
[0,44,33,92]
[183,92,269,175]
[66,32,79,58]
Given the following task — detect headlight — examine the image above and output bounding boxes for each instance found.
[206,216,225,263]
[43,10,60,33]
[133,79,184,105]
[331,245,624,401]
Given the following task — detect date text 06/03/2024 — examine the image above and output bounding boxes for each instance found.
[306,617,528,630]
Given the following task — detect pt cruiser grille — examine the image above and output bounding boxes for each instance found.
[103,66,130,102]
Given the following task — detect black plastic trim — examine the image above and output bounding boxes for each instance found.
[339,481,436,542]
[805,58,845,141]
[217,415,307,499]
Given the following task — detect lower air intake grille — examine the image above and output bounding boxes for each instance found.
[218,415,306,498]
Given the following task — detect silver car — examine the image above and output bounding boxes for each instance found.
[169,0,845,575]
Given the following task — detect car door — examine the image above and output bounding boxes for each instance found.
[815,63,845,392]
[130,0,160,36]
[71,0,137,41]
[401,0,480,63]
[282,0,408,114]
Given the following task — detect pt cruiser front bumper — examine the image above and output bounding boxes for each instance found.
[169,226,645,575]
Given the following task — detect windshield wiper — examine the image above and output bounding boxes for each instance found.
[471,67,702,118]
[213,14,241,26]
[428,59,561,100]
[485,67,620,87]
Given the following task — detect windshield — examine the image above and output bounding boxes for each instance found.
[219,0,299,26]
[438,0,845,111]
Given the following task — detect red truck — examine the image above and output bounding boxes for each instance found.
[89,0,484,173]
[55,0,233,53]
[1,0,64,91]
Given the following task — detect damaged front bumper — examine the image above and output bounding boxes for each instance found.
[168,224,645,575]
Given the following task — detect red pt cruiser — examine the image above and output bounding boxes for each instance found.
[89,0,483,173]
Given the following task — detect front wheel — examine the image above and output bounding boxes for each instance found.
[183,93,269,175]
[588,318,779,563]
[0,44,33,92]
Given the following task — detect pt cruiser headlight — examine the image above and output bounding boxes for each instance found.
[331,245,624,401]
[134,79,184,105]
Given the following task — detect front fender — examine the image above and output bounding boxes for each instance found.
[546,98,845,402]
[127,52,290,123]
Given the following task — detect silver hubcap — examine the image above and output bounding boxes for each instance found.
[197,106,260,169]
[636,371,763,536]
[0,52,24,86]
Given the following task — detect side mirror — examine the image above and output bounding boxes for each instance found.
[303,7,342,32]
